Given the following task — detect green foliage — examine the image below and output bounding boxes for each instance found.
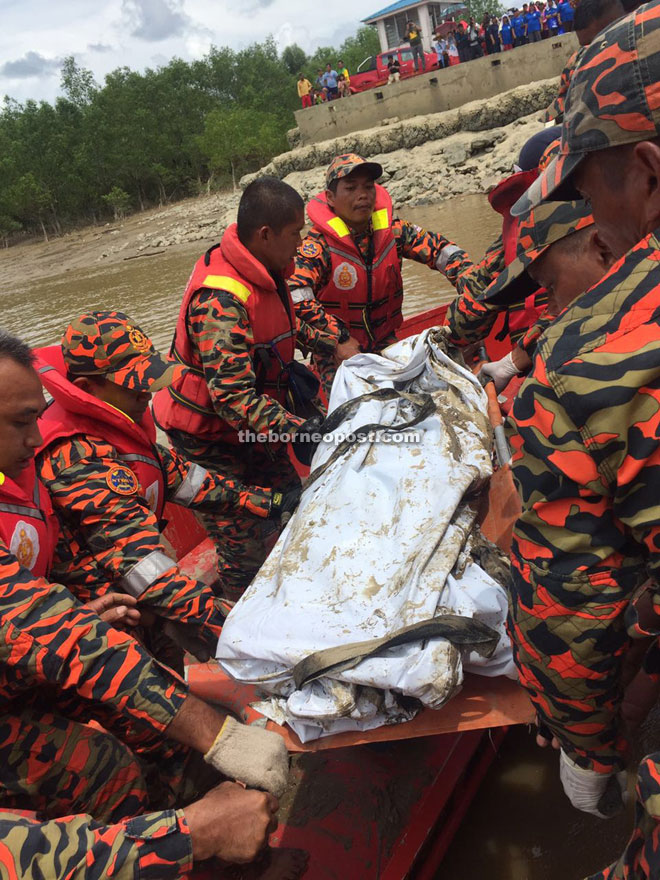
[465,0,505,20]
[281,44,308,75]
[0,214,21,246]
[198,105,287,190]
[102,186,131,220]
[60,57,98,107]
[0,27,376,239]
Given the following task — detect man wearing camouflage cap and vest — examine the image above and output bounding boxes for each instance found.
[35,311,298,666]
[474,199,613,393]
[288,153,471,396]
[504,0,660,835]
[445,130,562,355]
[155,177,332,602]
[0,328,294,879]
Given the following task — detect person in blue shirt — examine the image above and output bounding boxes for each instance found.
[512,7,528,44]
[321,63,339,99]
[544,0,560,34]
[525,2,543,40]
[558,0,574,30]
[500,14,514,48]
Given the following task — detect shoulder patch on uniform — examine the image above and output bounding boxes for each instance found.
[300,240,322,259]
[106,465,139,496]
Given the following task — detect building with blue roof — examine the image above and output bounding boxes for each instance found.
[363,1,465,53]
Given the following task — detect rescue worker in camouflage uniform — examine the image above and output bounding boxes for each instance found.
[445,130,562,354]
[472,200,614,394]
[287,153,472,396]
[35,311,297,665]
[544,0,625,124]
[0,329,293,877]
[506,0,660,838]
[155,177,328,602]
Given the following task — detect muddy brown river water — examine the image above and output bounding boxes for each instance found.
[4,192,652,878]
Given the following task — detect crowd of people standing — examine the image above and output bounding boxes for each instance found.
[297,0,577,107]
[434,0,575,66]
[297,61,351,107]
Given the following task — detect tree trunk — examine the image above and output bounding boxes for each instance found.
[39,217,49,242]
[206,171,215,196]
[231,160,237,192]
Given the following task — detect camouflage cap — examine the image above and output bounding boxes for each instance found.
[484,200,594,304]
[512,0,660,217]
[326,154,383,187]
[62,311,184,393]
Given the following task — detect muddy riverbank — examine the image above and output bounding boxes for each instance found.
[1,195,500,353]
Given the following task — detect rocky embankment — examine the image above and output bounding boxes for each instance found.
[139,76,557,252]
[243,78,557,203]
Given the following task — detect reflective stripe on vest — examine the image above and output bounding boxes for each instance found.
[202,275,253,303]
[327,216,351,238]
[0,503,44,520]
[0,466,58,577]
[307,186,402,350]
[119,453,161,469]
[153,224,297,444]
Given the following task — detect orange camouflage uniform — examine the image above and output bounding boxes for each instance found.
[586,752,660,879]
[508,231,660,774]
[166,286,333,600]
[544,47,584,124]
[0,540,201,877]
[445,235,551,352]
[35,436,258,660]
[288,217,472,394]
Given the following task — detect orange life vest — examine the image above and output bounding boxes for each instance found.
[153,224,297,445]
[307,185,403,350]
[488,169,547,338]
[35,346,167,520]
[0,463,59,578]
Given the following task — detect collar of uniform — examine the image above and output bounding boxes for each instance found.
[220,223,278,293]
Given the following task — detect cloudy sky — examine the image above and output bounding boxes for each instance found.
[0,0,383,103]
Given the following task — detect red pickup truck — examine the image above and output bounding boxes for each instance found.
[350,46,440,93]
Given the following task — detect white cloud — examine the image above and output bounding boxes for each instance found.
[1,51,62,79]
[121,0,191,41]
[0,0,379,101]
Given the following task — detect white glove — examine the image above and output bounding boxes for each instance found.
[480,351,521,392]
[559,750,628,818]
[204,717,290,797]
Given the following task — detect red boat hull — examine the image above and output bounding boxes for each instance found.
[186,305,528,878]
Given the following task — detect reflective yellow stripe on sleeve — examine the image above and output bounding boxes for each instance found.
[202,275,253,303]
[371,209,389,231]
[327,216,351,238]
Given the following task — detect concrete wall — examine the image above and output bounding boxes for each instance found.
[295,33,577,145]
